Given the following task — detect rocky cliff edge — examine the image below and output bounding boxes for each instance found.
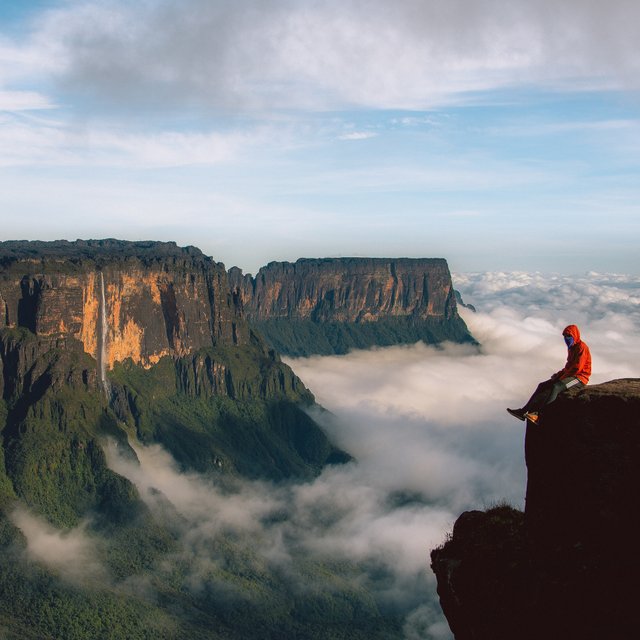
[430,379,640,640]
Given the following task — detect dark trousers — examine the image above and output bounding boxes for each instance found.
[523,376,583,413]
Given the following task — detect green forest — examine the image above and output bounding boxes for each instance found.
[0,327,402,639]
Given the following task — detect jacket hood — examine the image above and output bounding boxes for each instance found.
[563,324,581,344]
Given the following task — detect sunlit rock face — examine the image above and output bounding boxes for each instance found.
[229,257,474,355]
[431,379,640,640]
[0,240,247,369]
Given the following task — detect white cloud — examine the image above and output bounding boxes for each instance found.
[453,271,640,383]
[338,131,378,140]
[0,36,61,85]
[10,0,640,115]
[105,442,280,536]
[0,111,268,168]
[0,90,54,110]
[85,128,265,168]
[10,507,108,586]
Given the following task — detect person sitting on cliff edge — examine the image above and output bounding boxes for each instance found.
[507,324,591,425]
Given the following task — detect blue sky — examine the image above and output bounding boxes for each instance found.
[1,0,639,274]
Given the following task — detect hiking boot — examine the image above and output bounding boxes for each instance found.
[507,408,526,421]
[524,412,539,424]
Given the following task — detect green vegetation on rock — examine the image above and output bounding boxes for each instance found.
[108,334,349,479]
[0,326,397,640]
[253,315,476,357]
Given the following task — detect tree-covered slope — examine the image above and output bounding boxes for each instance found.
[0,326,401,639]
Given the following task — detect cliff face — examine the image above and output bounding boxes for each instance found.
[0,240,246,370]
[229,258,474,355]
[431,379,640,640]
[230,258,458,322]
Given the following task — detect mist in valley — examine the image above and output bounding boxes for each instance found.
[10,272,640,639]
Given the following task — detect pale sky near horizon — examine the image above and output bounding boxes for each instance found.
[1,0,639,275]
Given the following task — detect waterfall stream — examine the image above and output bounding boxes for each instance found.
[98,271,110,396]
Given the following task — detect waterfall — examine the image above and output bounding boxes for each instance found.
[98,271,110,396]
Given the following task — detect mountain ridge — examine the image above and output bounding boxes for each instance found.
[229,257,474,356]
[0,239,349,492]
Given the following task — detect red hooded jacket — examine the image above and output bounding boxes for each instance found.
[553,324,591,384]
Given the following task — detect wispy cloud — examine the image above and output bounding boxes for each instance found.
[0,90,54,110]
[0,111,270,168]
[10,507,109,586]
[338,131,378,140]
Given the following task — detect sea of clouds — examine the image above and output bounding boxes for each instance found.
[12,271,640,639]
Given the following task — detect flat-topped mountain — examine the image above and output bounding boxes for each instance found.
[0,239,244,371]
[0,238,203,261]
[229,257,474,356]
[0,239,349,500]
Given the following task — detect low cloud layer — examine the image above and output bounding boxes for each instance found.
[286,271,640,636]
[455,271,640,383]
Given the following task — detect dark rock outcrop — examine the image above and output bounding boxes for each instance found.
[431,379,640,640]
[229,258,475,356]
[454,289,476,313]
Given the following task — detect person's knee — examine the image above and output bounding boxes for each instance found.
[547,380,570,405]
[535,380,552,393]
